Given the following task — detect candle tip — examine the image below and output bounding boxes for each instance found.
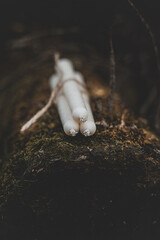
[83,129,91,137]
[69,129,78,136]
[73,108,88,123]
[80,117,87,122]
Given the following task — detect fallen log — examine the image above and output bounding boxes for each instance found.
[0,26,160,240]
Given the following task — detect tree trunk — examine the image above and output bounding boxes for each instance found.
[0,26,160,240]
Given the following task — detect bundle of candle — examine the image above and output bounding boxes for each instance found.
[49,58,96,137]
[20,57,96,137]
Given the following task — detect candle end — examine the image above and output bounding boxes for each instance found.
[73,108,88,123]
[20,126,25,132]
[80,116,87,122]
[83,129,91,137]
[80,121,96,136]
[69,129,78,136]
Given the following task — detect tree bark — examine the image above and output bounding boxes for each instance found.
[0,27,160,240]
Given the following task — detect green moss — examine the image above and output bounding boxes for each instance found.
[0,39,160,219]
[1,109,160,210]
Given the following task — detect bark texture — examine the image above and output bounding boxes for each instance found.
[0,27,160,240]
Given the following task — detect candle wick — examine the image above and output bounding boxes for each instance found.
[80,117,86,122]
[69,129,78,136]
[54,52,64,83]
[83,129,91,137]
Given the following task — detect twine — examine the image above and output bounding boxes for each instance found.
[20,54,87,132]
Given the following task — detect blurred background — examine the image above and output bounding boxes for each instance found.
[0,0,160,47]
[0,0,160,131]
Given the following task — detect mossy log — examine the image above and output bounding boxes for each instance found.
[0,27,160,240]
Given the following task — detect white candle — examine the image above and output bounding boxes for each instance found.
[55,59,88,122]
[49,74,79,136]
[74,72,96,136]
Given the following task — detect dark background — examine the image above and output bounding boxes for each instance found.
[0,0,160,51]
[0,0,160,129]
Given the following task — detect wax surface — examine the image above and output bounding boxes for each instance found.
[56,59,88,122]
[50,75,79,136]
[74,72,96,136]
